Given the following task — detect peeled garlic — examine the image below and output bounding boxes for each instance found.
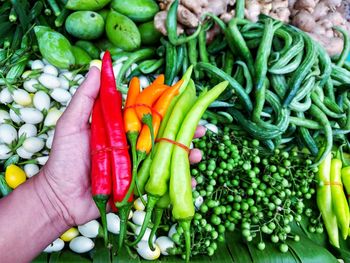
[78,220,100,238]
[69,236,94,254]
[24,163,40,178]
[22,137,45,153]
[19,108,43,124]
[0,124,17,144]
[12,89,32,106]
[136,241,160,260]
[0,110,10,124]
[156,236,175,255]
[18,124,37,138]
[106,213,120,234]
[44,108,62,127]
[33,91,51,112]
[38,73,60,89]
[36,156,49,165]
[43,238,64,253]
[16,146,33,159]
[0,144,12,159]
[132,210,146,226]
[23,79,38,93]
[43,64,58,76]
[50,88,72,103]
[0,88,13,104]
[31,60,44,70]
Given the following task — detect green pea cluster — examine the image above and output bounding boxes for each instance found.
[177,126,319,256]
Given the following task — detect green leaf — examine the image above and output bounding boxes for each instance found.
[226,232,252,263]
[247,240,298,263]
[31,253,48,263]
[209,238,234,263]
[92,238,111,263]
[287,237,338,263]
[49,251,61,263]
[58,251,91,263]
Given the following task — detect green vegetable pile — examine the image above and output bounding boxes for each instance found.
[181,125,318,255]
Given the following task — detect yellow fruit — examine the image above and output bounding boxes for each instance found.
[5,164,26,189]
[60,227,79,242]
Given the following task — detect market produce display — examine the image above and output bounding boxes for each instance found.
[2,0,350,262]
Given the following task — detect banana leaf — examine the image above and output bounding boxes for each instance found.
[92,238,110,263]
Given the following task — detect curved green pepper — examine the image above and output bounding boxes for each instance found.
[34,26,75,69]
[71,45,91,65]
[75,40,100,59]
[66,0,111,11]
[170,81,228,262]
[330,158,350,240]
[317,152,340,248]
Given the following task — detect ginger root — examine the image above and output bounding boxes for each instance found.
[154,0,350,55]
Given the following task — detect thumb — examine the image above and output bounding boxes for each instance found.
[58,67,101,131]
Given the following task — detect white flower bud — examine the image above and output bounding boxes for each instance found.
[43,64,58,76]
[18,124,37,138]
[23,137,45,153]
[0,88,13,104]
[24,163,40,178]
[50,88,72,104]
[16,146,33,159]
[38,73,60,89]
[31,60,44,70]
[12,89,32,106]
[0,124,17,144]
[23,79,38,93]
[0,144,12,159]
[19,108,43,124]
[33,91,51,111]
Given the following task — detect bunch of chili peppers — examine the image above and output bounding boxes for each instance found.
[90,51,132,249]
[316,148,350,248]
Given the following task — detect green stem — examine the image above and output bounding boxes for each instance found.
[116,133,138,207]
[118,204,132,252]
[149,208,163,251]
[93,195,108,246]
[128,195,159,246]
[180,220,192,262]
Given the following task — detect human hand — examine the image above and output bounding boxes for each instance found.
[38,67,101,227]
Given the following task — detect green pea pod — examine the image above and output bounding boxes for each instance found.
[75,40,100,59]
[129,78,196,247]
[34,26,75,69]
[106,10,141,51]
[330,158,350,240]
[66,0,111,11]
[71,45,91,66]
[0,173,12,197]
[111,0,159,22]
[317,152,339,248]
[170,81,228,262]
[65,11,104,40]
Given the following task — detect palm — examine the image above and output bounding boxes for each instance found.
[40,67,101,226]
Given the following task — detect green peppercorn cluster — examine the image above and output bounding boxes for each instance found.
[173,125,320,256]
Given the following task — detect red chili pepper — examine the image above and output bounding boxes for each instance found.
[91,98,111,246]
[99,51,132,251]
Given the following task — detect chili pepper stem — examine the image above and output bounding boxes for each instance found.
[93,195,109,246]
[117,204,132,252]
[128,195,159,246]
[180,220,192,262]
[148,208,164,251]
[116,133,139,207]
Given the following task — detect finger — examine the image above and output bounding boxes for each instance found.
[59,67,101,129]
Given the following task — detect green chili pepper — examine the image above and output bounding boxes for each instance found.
[341,166,350,206]
[130,74,195,247]
[317,152,340,248]
[71,45,91,66]
[75,40,100,59]
[163,39,177,85]
[170,81,228,262]
[334,26,350,67]
[330,158,350,240]
[235,0,244,19]
[66,0,111,11]
[166,0,201,46]
[34,26,75,69]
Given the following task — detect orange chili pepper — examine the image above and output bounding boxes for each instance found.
[124,77,141,135]
[136,79,183,155]
[134,74,168,161]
